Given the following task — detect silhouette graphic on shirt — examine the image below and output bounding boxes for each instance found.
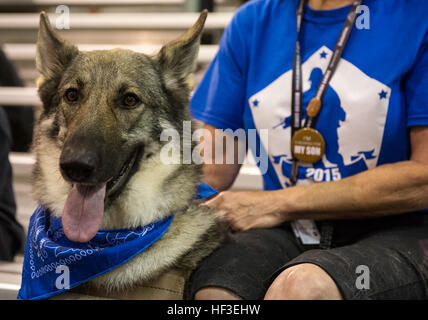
[273,67,347,182]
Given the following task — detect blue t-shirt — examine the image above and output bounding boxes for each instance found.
[191,0,428,191]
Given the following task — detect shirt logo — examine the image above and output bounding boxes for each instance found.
[249,46,391,186]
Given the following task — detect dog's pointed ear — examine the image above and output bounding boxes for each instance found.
[36,12,78,78]
[155,10,207,91]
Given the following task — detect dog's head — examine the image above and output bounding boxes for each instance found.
[34,11,207,242]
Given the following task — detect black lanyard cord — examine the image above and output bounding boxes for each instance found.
[289,0,362,186]
[291,0,306,138]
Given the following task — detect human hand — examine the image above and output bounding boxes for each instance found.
[203,190,288,231]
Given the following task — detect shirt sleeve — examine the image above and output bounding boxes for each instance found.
[405,28,428,127]
[190,5,253,131]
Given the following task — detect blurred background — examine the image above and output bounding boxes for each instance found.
[0,0,261,298]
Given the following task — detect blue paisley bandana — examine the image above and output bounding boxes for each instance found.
[18,182,217,300]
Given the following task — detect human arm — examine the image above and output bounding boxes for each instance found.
[205,126,428,231]
[199,123,244,192]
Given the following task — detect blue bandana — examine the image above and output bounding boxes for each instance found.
[18,182,217,300]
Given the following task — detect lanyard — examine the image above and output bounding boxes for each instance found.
[289,0,362,186]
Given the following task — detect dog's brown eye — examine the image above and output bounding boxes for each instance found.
[122,93,139,108]
[64,88,79,103]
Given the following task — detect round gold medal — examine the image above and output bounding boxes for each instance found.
[291,128,325,163]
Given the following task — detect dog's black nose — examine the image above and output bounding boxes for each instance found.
[60,152,97,183]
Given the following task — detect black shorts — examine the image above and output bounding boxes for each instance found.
[186,212,428,300]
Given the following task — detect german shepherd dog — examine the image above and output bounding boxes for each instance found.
[32,11,224,299]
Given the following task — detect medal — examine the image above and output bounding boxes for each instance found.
[291,128,325,163]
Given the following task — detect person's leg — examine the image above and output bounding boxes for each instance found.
[264,216,428,300]
[195,287,242,300]
[187,225,305,300]
[265,263,342,300]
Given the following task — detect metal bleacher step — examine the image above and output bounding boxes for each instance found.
[0,0,185,6]
[0,12,233,30]
[3,43,219,64]
[3,43,219,84]
[0,255,23,300]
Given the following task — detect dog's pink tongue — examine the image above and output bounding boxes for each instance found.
[62,183,106,243]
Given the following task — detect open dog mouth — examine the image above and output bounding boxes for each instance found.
[106,147,143,200]
[62,147,143,243]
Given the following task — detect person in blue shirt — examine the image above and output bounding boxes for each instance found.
[187,0,428,299]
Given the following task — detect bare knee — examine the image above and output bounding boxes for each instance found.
[264,263,342,300]
[194,287,243,300]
